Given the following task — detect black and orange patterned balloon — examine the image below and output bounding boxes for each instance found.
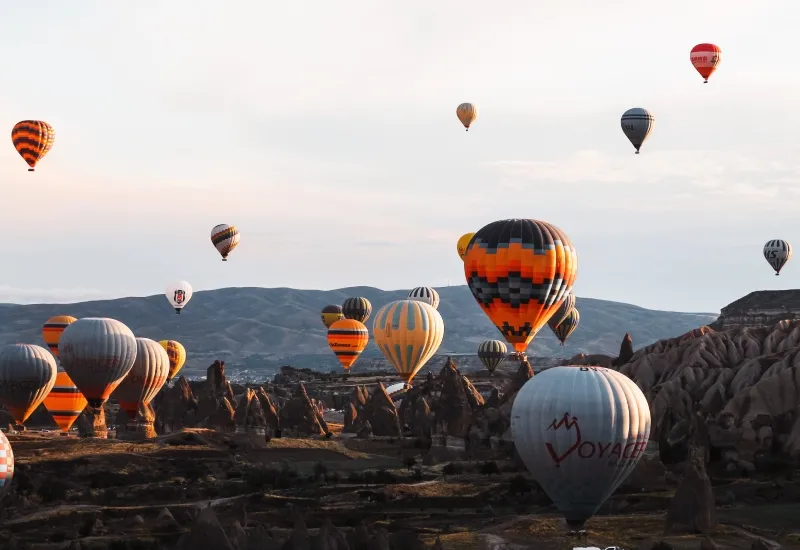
[342,297,372,323]
[463,219,578,354]
[11,120,55,171]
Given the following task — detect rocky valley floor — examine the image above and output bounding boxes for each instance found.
[0,431,798,549]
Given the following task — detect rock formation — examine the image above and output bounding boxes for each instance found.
[279,383,329,436]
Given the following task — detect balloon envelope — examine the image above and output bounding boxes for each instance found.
[552,308,580,345]
[42,315,78,358]
[457,232,476,260]
[764,239,792,275]
[210,224,240,261]
[165,281,193,313]
[477,340,507,374]
[58,318,138,408]
[327,319,369,370]
[11,120,55,171]
[511,366,651,527]
[373,300,445,383]
[407,287,440,309]
[463,219,578,354]
[547,290,576,331]
[43,371,88,433]
[114,338,170,419]
[620,108,654,153]
[690,43,721,82]
[456,103,478,130]
[321,304,344,329]
[0,344,58,424]
[342,297,372,323]
[0,430,14,500]
[159,340,187,380]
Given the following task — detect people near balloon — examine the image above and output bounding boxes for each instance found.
[407,286,440,309]
[42,315,78,358]
[210,224,240,261]
[456,103,477,131]
[58,317,138,409]
[456,232,476,260]
[11,120,55,172]
[690,43,722,83]
[0,430,14,501]
[0,344,58,426]
[463,218,578,355]
[342,297,372,323]
[763,239,792,276]
[321,304,345,329]
[327,319,369,371]
[511,366,651,530]
[113,338,170,420]
[477,339,507,375]
[43,371,88,434]
[373,299,445,384]
[620,108,654,154]
[165,280,193,314]
[552,308,580,345]
[159,340,187,381]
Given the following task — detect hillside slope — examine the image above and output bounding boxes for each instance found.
[0,286,716,377]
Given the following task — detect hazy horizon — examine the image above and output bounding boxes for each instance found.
[2,1,799,313]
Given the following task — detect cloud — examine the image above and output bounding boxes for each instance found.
[0,286,117,305]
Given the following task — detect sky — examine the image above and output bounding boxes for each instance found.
[1,1,799,313]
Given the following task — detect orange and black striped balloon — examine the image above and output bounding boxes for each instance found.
[42,316,78,358]
[327,319,369,370]
[463,218,578,354]
[43,371,88,433]
[11,120,55,171]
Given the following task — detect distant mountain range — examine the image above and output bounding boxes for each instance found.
[0,286,717,379]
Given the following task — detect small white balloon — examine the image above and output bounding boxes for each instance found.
[165,280,193,314]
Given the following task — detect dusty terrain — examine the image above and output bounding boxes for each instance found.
[1,429,798,549]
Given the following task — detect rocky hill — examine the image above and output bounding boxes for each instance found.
[0,286,716,378]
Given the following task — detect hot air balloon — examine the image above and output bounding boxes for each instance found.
[58,318,137,408]
[211,224,240,261]
[342,297,372,323]
[373,300,445,384]
[11,120,55,171]
[477,339,507,375]
[764,240,792,276]
[114,338,170,419]
[547,290,576,332]
[511,366,651,529]
[456,103,478,131]
[0,430,14,500]
[42,315,77,358]
[552,308,580,345]
[43,371,88,433]
[620,108,654,154]
[321,305,344,329]
[457,232,476,260]
[0,344,57,425]
[327,319,369,371]
[690,43,722,83]
[159,340,187,381]
[165,281,193,314]
[408,286,440,309]
[463,219,578,355]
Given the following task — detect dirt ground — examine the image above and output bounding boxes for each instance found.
[1,431,799,549]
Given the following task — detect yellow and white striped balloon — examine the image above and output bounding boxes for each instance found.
[373,299,444,384]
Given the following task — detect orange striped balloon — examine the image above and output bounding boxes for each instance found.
[11,120,55,171]
[43,371,88,433]
[327,319,369,371]
[42,316,78,358]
